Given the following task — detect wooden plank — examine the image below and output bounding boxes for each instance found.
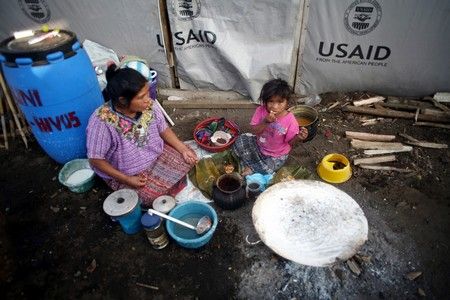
[353,155,396,165]
[345,131,396,142]
[351,139,405,150]
[342,106,450,123]
[364,146,413,155]
[353,96,385,107]
[358,165,413,172]
[434,92,450,103]
[404,141,448,149]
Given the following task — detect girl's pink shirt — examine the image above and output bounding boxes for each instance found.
[250,105,299,157]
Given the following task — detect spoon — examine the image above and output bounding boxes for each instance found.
[148,209,212,235]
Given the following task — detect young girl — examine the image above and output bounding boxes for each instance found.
[86,64,198,206]
[232,79,307,175]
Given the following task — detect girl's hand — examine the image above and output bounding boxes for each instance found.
[298,126,309,141]
[182,147,199,165]
[125,175,147,188]
[265,110,277,123]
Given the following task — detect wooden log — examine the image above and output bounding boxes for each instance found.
[0,96,8,149]
[353,96,385,107]
[380,102,418,111]
[353,155,396,165]
[345,131,396,142]
[351,139,405,150]
[404,141,448,149]
[342,106,450,123]
[386,97,433,108]
[358,164,413,172]
[0,71,28,148]
[413,122,450,129]
[428,98,450,112]
[364,146,413,155]
[421,108,450,117]
[399,133,448,149]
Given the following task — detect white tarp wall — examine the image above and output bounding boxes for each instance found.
[1,1,448,99]
[0,0,172,86]
[166,0,301,100]
[296,0,450,97]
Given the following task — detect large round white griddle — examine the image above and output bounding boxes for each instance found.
[252,180,368,266]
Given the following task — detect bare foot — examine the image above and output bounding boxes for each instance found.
[241,167,253,176]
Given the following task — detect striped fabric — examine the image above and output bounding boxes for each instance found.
[106,145,190,206]
[232,134,288,174]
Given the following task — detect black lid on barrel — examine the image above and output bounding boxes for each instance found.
[0,29,78,63]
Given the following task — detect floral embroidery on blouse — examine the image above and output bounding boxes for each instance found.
[97,102,154,147]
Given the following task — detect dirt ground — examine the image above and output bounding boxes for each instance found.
[1,92,449,299]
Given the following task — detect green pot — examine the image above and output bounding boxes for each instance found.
[58,159,95,193]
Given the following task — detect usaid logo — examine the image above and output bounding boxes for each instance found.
[172,0,201,21]
[18,0,51,23]
[344,0,381,35]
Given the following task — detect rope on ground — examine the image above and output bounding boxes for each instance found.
[245,234,261,245]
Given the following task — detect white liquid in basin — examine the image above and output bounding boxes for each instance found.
[66,169,94,185]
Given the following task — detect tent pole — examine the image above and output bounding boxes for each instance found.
[292,0,311,95]
[158,0,180,88]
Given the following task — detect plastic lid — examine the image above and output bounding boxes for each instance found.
[152,195,176,214]
[0,29,77,63]
[141,213,161,229]
[103,189,139,217]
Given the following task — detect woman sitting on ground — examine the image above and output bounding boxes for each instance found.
[86,64,198,206]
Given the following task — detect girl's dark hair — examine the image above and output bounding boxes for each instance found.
[102,64,147,108]
[259,78,294,106]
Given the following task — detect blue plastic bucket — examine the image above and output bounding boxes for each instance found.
[115,205,143,235]
[0,30,103,164]
[166,201,218,249]
[103,189,142,235]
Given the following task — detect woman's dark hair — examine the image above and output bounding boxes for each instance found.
[102,64,147,108]
[259,78,294,106]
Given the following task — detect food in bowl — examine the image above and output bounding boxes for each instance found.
[210,130,232,146]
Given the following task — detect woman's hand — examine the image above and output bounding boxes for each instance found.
[181,146,199,165]
[124,175,147,188]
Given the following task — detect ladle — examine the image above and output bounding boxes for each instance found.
[148,209,212,235]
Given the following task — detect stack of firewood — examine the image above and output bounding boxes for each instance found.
[0,70,29,150]
[346,130,448,172]
[342,95,450,129]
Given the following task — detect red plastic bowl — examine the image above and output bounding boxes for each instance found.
[193,117,240,152]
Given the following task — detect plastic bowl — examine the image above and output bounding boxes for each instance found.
[291,105,319,142]
[317,153,352,184]
[58,159,95,193]
[210,130,232,146]
[193,117,239,152]
[166,201,218,249]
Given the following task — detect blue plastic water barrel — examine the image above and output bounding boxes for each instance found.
[0,30,103,163]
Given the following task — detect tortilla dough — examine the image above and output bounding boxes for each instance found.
[252,180,368,266]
